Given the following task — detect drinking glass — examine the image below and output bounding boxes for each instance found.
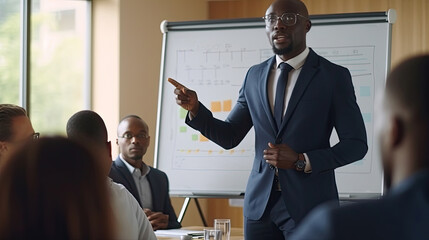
[214,219,231,240]
[204,228,221,240]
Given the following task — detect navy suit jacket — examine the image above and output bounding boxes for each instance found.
[186,48,367,223]
[109,157,181,229]
[291,171,429,240]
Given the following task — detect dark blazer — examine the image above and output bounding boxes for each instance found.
[290,171,429,240]
[186,48,368,223]
[109,157,181,229]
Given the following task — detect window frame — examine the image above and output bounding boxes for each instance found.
[19,0,92,115]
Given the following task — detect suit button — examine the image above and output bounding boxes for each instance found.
[275,138,282,144]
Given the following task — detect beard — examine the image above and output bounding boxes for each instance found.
[130,153,143,161]
[272,41,293,55]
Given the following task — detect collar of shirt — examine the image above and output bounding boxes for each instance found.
[274,47,309,70]
[119,154,150,177]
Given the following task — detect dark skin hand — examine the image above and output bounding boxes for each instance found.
[264,142,299,169]
[168,78,200,117]
[144,208,169,230]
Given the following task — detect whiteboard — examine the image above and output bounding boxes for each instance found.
[155,10,396,198]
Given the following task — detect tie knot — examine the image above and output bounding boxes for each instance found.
[279,62,293,72]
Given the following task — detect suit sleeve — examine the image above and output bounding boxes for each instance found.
[162,173,181,229]
[186,73,253,149]
[164,179,182,229]
[307,68,368,173]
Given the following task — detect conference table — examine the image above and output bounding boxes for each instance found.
[156,226,244,240]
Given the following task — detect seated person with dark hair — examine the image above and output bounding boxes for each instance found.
[67,110,156,240]
[0,104,38,162]
[291,55,429,240]
[0,137,115,240]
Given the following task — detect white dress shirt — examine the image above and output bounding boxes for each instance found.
[268,47,312,173]
[108,178,157,240]
[119,155,154,209]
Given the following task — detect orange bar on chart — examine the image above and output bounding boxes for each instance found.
[223,99,232,112]
[199,134,209,142]
[211,101,222,112]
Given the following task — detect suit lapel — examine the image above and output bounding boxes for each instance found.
[146,170,160,211]
[115,157,141,204]
[279,49,319,133]
[259,56,278,134]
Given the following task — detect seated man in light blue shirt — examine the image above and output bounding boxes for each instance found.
[109,115,181,230]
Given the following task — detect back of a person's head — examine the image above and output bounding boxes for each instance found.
[0,104,27,141]
[66,110,108,145]
[386,54,429,166]
[0,137,114,240]
[386,55,429,122]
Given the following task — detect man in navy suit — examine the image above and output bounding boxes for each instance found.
[169,0,367,238]
[291,55,429,240]
[109,115,181,230]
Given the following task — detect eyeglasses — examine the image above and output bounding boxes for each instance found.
[7,132,39,145]
[32,132,40,140]
[118,133,149,140]
[263,13,309,26]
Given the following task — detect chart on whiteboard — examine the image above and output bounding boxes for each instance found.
[166,34,376,176]
[170,42,273,172]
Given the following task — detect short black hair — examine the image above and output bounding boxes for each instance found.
[119,114,142,123]
[0,104,27,141]
[66,110,108,145]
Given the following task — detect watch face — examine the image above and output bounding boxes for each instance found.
[296,160,306,169]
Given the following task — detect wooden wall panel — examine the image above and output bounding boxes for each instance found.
[206,199,244,227]
[209,0,272,19]
[388,0,429,67]
[207,0,429,228]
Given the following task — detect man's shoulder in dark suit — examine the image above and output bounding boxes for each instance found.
[290,172,429,240]
[147,166,182,229]
[148,166,168,178]
[109,157,129,183]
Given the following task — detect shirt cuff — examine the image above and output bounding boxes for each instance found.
[303,153,312,173]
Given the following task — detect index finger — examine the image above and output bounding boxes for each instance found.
[168,78,186,92]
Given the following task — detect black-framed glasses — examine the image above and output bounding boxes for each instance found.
[263,13,309,26]
[32,132,40,140]
[118,133,149,140]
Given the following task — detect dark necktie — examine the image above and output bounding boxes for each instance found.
[274,62,293,129]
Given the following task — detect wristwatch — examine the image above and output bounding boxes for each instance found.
[295,153,306,171]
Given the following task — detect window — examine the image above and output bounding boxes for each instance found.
[0,0,91,135]
[30,0,91,134]
[0,0,22,105]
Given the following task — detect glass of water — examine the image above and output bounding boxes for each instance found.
[214,219,230,240]
[204,228,222,240]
